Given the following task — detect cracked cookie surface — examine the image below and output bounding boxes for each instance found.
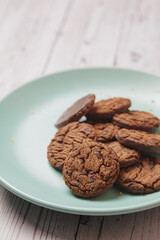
[117,156,160,194]
[63,140,120,198]
[107,141,140,167]
[113,110,160,131]
[86,97,131,121]
[91,123,120,142]
[116,128,160,153]
[47,122,95,169]
[55,94,95,128]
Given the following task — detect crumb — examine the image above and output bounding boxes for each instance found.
[9,138,15,143]
[131,88,135,91]
[118,192,122,196]
[152,100,155,103]
[149,108,153,111]
[29,109,35,114]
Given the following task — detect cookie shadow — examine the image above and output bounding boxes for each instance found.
[92,186,120,201]
[73,186,121,202]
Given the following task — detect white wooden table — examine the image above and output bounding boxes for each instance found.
[1,1,160,239]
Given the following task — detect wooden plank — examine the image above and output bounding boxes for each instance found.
[75,216,103,240]
[0,0,12,18]
[98,208,160,240]
[0,188,79,240]
[16,206,79,240]
[0,189,31,240]
[32,211,79,240]
[99,214,136,240]
[0,0,73,100]
[114,0,160,75]
[130,208,160,240]
[45,0,128,73]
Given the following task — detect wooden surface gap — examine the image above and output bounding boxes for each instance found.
[96,217,104,240]
[73,216,81,240]
[42,0,75,74]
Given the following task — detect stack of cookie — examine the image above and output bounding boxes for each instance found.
[47,94,160,197]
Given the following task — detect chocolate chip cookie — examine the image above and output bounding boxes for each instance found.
[117,156,160,194]
[92,123,120,142]
[47,122,95,169]
[55,94,95,128]
[107,141,140,167]
[116,128,160,153]
[63,140,120,198]
[86,97,131,121]
[113,110,160,131]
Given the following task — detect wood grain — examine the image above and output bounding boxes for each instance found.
[45,0,128,72]
[0,0,73,100]
[115,0,160,75]
[1,0,160,239]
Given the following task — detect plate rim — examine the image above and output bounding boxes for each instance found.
[1,177,160,216]
[0,66,159,104]
[1,67,160,216]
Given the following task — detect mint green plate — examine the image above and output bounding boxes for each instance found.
[1,68,160,216]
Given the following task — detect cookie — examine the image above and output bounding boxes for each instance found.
[47,122,95,169]
[63,140,120,198]
[86,97,131,121]
[92,123,120,142]
[107,141,140,167]
[117,156,160,194]
[55,94,95,128]
[113,110,160,131]
[116,128,160,153]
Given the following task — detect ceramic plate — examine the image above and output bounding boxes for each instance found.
[1,68,160,216]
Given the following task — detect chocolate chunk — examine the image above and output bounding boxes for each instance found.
[67,169,73,176]
[89,122,120,142]
[90,174,95,181]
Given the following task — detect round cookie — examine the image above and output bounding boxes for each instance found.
[116,128,160,153]
[113,110,160,131]
[63,140,120,198]
[55,94,95,128]
[86,97,131,121]
[47,122,95,169]
[107,141,140,167]
[117,156,160,194]
[92,123,120,142]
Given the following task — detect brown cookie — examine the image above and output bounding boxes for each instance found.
[117,156,160,194]
[86,97,131,121]
[113,110,160,131]
[55,94,95,128]
[63,140,120,198]
[116,128,160,153]
[107,141,140,167]
[91,123,120,142]
[47,122,95,169]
